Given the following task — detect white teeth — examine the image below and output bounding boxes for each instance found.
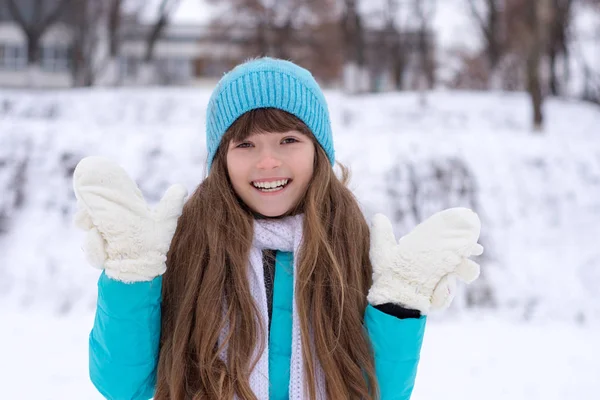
[252,179,289,190]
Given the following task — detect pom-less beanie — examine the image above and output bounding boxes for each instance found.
[205,57,335,170]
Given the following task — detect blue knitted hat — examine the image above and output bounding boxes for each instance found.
[205,57,334,170]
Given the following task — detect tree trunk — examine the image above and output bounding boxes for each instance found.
[486,0,502,70]
[273,19,293,59]
[7,0,70,86]
[26,32,41,65]
[548,48,559,95]
[546,0,572,96]
[256,19,269,56]
[525,0,544,131]
[109,0,122,58]
[342,0,367,93]
[414,0,436,100]
[144,0,181,63]
[468,0,503,86]
[384,0,407,91]
[141,0,180,85]
[392,45,406,90]
[527,55,544,130]
[144,14,167,63]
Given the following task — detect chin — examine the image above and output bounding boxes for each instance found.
[255,209,287,218]
[250,203,294,219]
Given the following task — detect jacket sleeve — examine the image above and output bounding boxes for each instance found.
[364,304,426,400]
[89,271,162,400]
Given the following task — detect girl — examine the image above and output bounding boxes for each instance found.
[73,57,483,400]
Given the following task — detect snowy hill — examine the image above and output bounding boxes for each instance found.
[1,88,600,399]
[1,88,600,323]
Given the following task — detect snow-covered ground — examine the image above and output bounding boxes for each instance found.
[1,88,599,398]
[2,309,598,399]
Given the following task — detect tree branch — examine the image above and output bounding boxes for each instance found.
[467,0,485,29]
[467,0,492,39]
[108,0,123,57]
[6,0,31,33]
[144,0,182,62]
[40,0,72,32]
[33,0,42,27]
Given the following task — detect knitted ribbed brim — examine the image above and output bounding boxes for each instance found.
[205,57,334,170]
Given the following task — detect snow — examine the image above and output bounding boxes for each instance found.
[1,87,600,398]
[1,310,598,399]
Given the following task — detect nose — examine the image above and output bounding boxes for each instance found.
[256,148,282,170]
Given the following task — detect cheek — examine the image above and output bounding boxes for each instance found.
[296,149,315,185]
[226,155,245,189]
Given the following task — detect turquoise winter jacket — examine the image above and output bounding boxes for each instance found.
[89,251,426,399]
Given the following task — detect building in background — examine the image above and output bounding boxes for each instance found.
[116,22,242,86]
[0,18,243,88]
[0,1,434,90]
[0,11,74,88]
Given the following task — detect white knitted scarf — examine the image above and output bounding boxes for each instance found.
[220,214,327,399]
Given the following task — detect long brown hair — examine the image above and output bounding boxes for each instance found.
[155,108,378,399]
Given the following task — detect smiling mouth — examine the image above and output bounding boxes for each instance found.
[251,179,291,192]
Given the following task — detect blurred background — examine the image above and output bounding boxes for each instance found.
[0,0,599,399]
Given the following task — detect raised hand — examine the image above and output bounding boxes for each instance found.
[368,208,483,314]
[73,156,187,282]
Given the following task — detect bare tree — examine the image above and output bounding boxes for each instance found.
[5,0,70,67]
[382,0,409,90]
[123,0,181,84]
[143,0,180,63]
[341,0,365,68]
[207,0,333,59]
[108,0,123,59]
[577,0,600,104]
[204,0,339,82]
[546,0,573,95]
[100,0,125,85]
[467,0,505,85]
[270,1,331,59]
[69,0,100,86]
[341,0,368,93]
[66,0,125,86]
[581,63,600,105]
[68,0,124,86]
[524,0,550,130]
[207,0,270,56]
[304,18,344,82]
[525,12,543,130]
[413,0,436,100]
[501,0,551,130]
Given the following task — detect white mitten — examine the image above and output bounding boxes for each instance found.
[368,208,483,314]
[73,156,188,283]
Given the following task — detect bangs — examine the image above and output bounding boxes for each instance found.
[227,108,313,143]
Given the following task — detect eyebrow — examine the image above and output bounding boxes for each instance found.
[236,130,301,141]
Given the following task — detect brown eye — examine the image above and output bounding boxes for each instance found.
[282,137,299,144]
[236,142,253,148]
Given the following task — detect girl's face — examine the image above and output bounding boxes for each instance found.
[226,130,315,217]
